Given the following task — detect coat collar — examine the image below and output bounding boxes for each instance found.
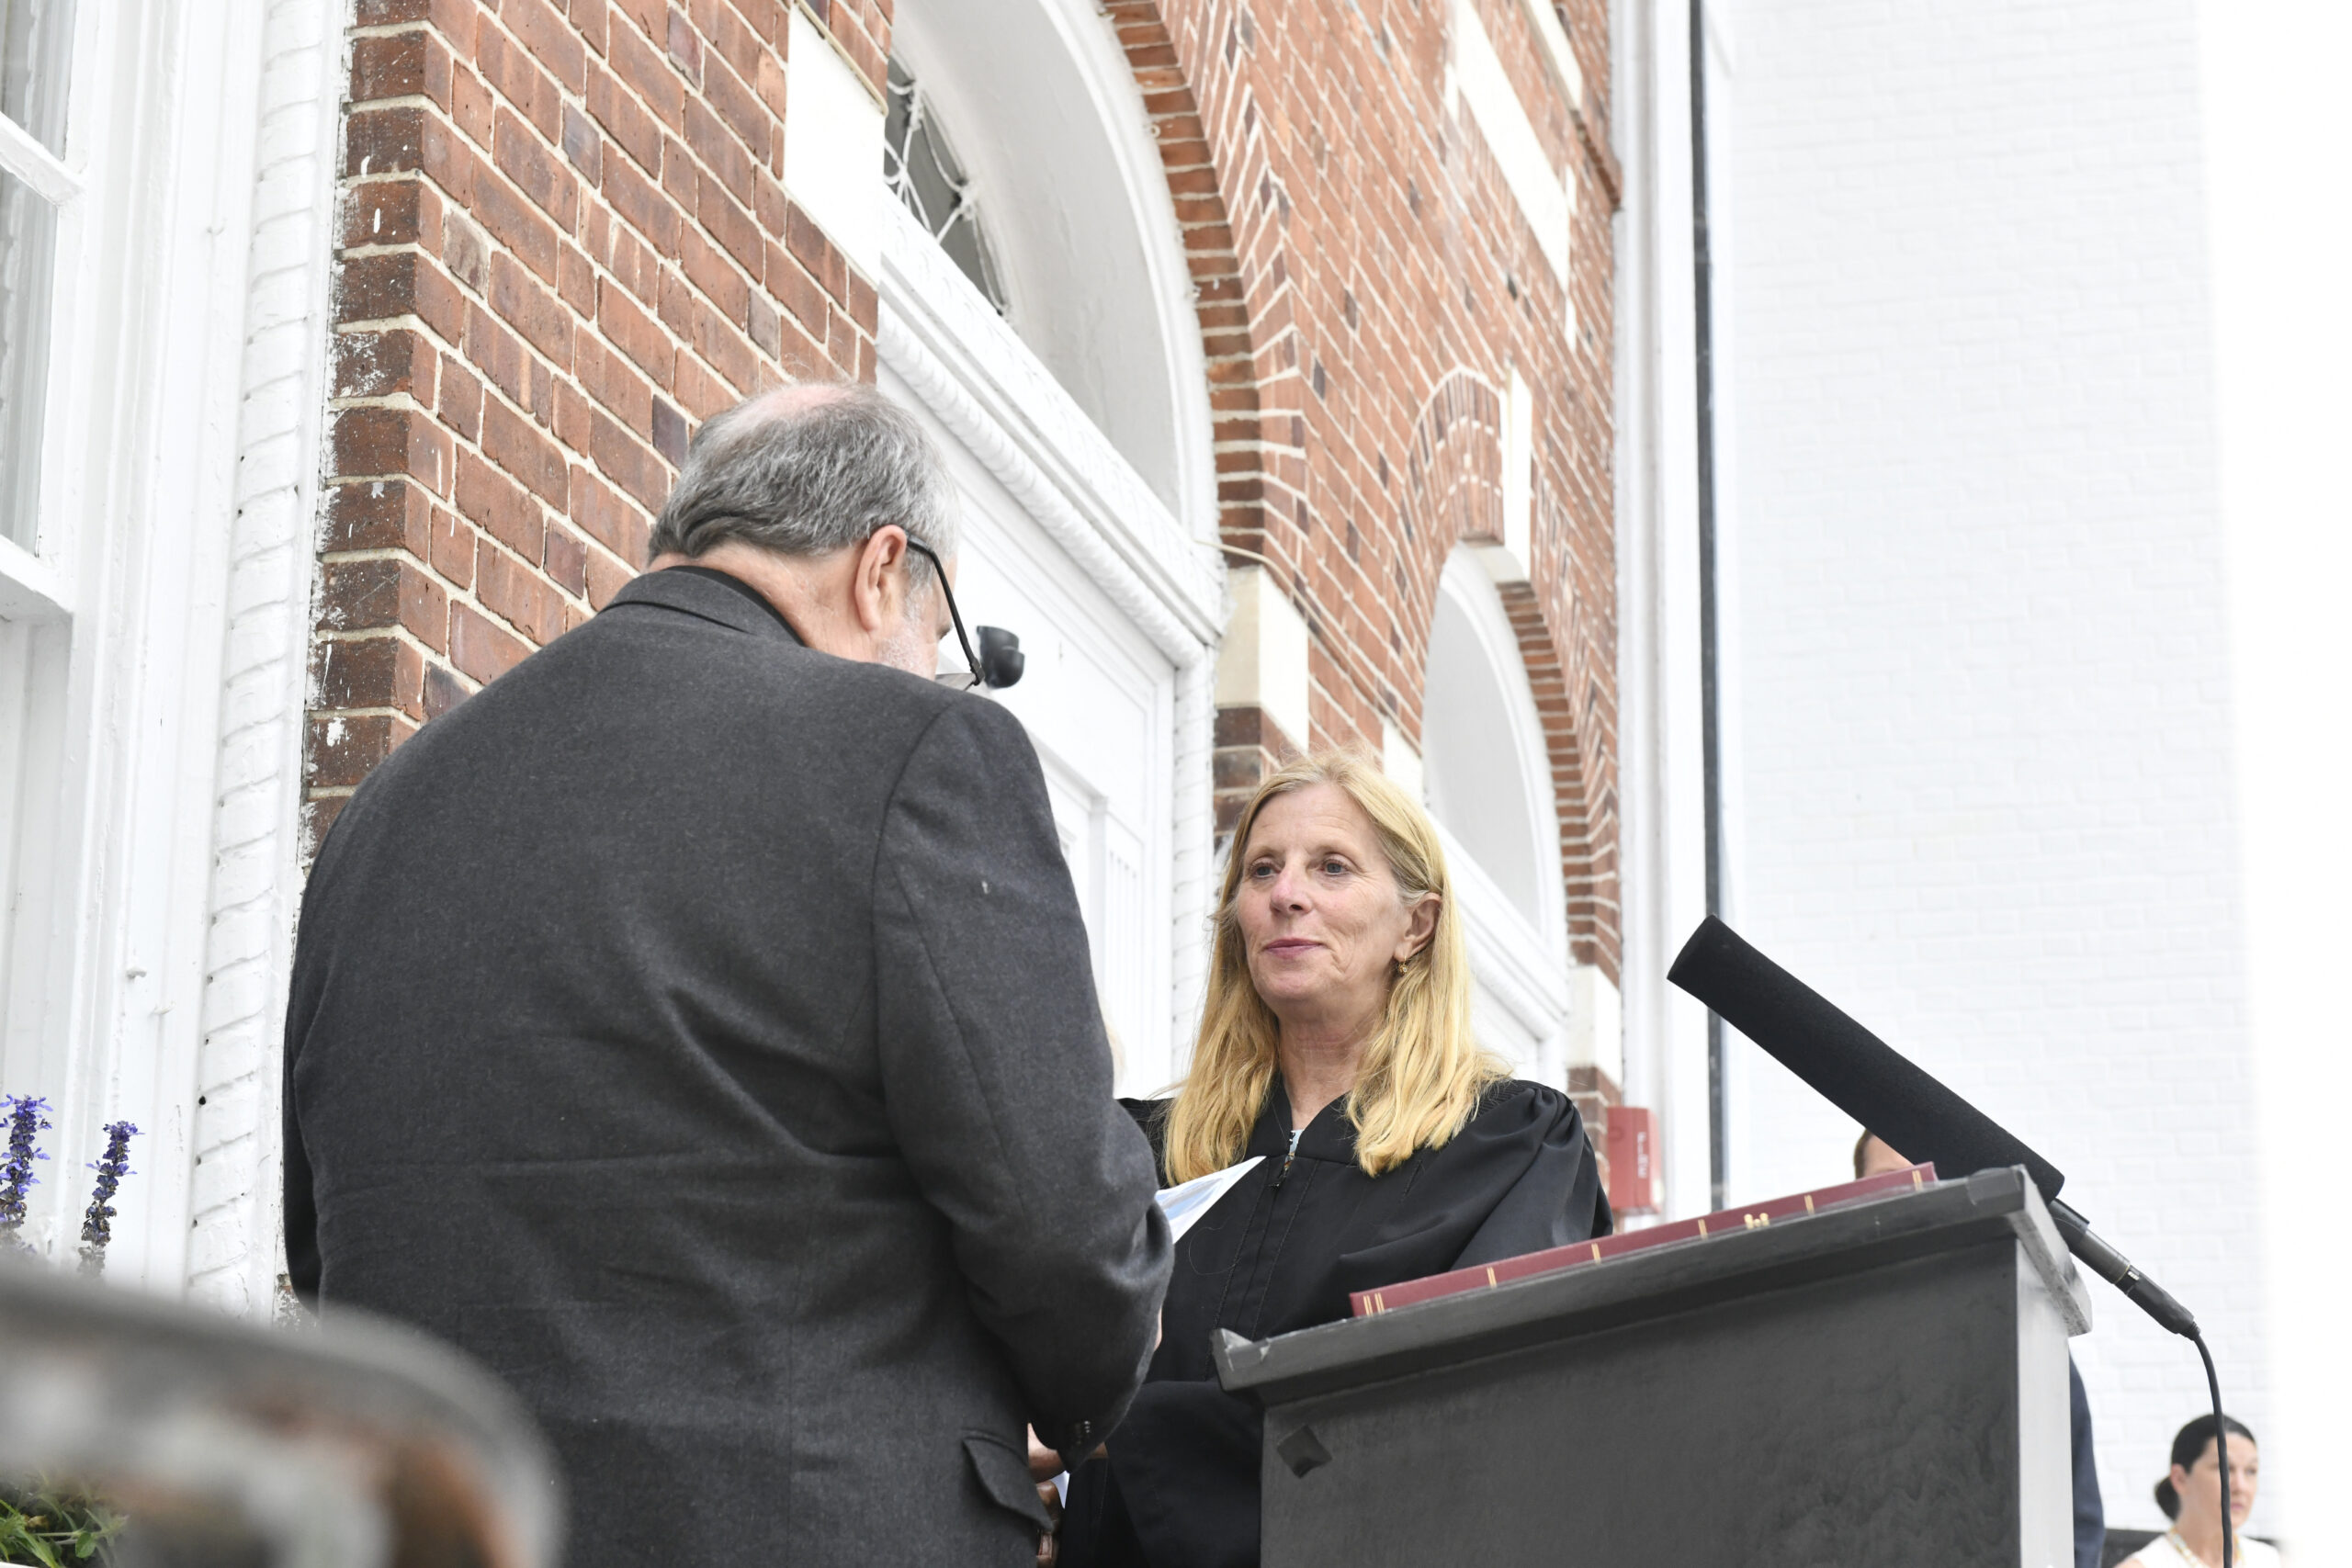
[1247,1074,1362,1165]
[605,567,805,643]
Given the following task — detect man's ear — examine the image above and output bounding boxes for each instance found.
[1395,894,1440,964]
[850,526,909,634]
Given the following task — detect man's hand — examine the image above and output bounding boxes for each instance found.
[1027,1428,1064,1566]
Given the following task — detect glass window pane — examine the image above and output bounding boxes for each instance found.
[0,0,74,154]
[0,164,56,550]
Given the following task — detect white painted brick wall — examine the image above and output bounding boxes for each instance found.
[188,0,340,1316]
[1707,0,2267,1534]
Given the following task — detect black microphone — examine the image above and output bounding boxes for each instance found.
[1667,915,2198,1340]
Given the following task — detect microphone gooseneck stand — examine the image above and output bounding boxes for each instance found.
[1668,916,2234,1568]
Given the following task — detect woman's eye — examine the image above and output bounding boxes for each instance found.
[1320,859,1348,876]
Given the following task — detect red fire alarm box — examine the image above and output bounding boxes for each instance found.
[1605,1106,1659,1215]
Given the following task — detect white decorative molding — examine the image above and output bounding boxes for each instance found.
[878,199,1224,655]
[187,0,342,1314]
[1167,654,1215,1068]
[879,202,1225,1073]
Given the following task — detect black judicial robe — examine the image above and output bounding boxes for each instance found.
[1063,1077,1611,1568]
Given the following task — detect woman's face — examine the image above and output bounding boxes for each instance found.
[1234,784,1436,1035]
[2173,1436,2259,1530]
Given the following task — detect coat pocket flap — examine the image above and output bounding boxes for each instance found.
[963,1431,1053,1530]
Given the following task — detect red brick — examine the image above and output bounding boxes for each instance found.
[704,53,770,165]
[684,98,753,205]
[450,60,496,148]
[344,177,424,249]
[558,240,598,319]
[585,545,636,608]
[695,166,761,274]
[332,405,454,496]
[456,446,548,560]
[576,333,654,434]
[609,13,685,128]
[545,521,590,594]
[464,300,531,412]
[316,557,447,649]
[311,633,401,711]
[676,223,750,324]
[481,394,571,506]
[586,62,664,175]
[571,0,609,55]
[603,150,679,255]
[450,601,532,683]
[426,505,477,588]
[477,541,571,645]
[306,713,408,789]
[351,33,429,104]
[493,108,581,231]
[322,478,434,555]
[598,276,674,384]
[488,250,574,367]
[571,463,650,564]
[436,355,482,439]
[587,403,670,511]
[503,0,589,93]
[344,106,425,179]
[334,327,435,400]
[471,164,562,283]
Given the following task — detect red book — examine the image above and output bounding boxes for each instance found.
[1350,1163,1939,1317]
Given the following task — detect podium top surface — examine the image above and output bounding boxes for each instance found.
[1214,1166,2089,1406]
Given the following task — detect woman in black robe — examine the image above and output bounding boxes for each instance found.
[1059,753,1611,1568]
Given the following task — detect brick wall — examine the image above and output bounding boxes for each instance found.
[307,0,1621,981]
[310,0,879,840]
[1122,0,1623,978]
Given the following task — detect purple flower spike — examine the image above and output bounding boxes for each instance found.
[0,1095,53,1248]
[77,1120,140,1277]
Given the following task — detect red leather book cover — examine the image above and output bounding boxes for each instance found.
[1350,1163,1938,1317]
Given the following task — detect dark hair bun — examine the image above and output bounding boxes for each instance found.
[2154,1478,2180,1519]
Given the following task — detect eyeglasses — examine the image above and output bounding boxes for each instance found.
[902,536,985,690]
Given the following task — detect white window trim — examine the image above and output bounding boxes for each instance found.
[876,196,1224,1068]
[1441,819,1576,1080]
[0,0,333,1308]
[0,110,80,206]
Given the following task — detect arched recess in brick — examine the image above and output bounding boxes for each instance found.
[1100,3,1269,546]
[1394,368,1506,707]
[1398,367,1610,982]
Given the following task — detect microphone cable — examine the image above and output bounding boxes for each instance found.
[2194,1330,2232,1568]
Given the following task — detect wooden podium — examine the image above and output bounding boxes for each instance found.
[1212,1166,2088,1568]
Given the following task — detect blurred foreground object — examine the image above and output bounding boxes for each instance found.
[0,1257,560,1568]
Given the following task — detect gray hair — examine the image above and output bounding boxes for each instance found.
[647,384,958,585]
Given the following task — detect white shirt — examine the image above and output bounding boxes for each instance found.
[2120,1529,2283,1568]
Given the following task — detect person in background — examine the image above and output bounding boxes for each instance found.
[283,385,1170,1567]
[2119,1415,2278,1568]
[1857,1132,2106,1568]
[1059,752,1611,1568]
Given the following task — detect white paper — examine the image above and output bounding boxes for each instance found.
[1154,1156,1264,1244]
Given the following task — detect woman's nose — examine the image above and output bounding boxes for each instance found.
[1267,864,1310,909]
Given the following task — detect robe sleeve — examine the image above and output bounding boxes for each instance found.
[1450,1083,1613,1269]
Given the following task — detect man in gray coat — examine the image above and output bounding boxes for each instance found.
[283,384,1170,1565]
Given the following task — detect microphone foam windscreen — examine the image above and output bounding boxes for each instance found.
[1668,917,2065,1201]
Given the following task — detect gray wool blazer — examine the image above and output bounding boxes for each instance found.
[284,567,1171,1567]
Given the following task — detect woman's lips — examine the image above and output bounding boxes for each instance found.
[1262,939,1320,956]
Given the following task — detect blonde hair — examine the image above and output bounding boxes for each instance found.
[1162,751,1506,1182]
